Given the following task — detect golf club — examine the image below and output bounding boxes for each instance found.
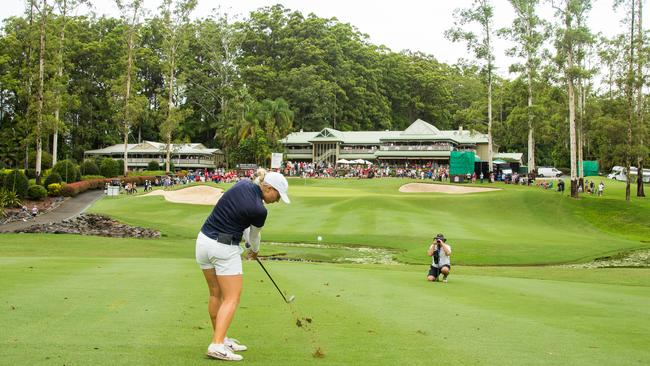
[255,257,296,303]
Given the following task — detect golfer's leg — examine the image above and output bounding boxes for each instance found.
[441,266,450,279]
[213,274,243,344]
[202,269,222,330]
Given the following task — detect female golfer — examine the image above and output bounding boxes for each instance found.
[196,169,290,361]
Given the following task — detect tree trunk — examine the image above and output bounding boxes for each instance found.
[565,1,578,198]
[636,0,645,197]
[527,62,535,172]
[486,22,493,173]
[35,0,47,185]
[123,7,137,177]
[52,0,67,167]
[165,46,176,174]
[625,1,636,202]
[165,132,171,173]
[577,78,584,191]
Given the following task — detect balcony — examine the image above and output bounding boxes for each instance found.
[285,148,313,154]
[380,145,452,151]
[126,158,215,167]
[340,148,376,154]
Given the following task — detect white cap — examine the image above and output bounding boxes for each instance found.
[264,172,290,203]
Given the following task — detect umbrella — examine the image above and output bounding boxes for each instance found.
[364,160,373,165]
[493,159,507,164]
[336,159,351,164]
[351,159,366,164]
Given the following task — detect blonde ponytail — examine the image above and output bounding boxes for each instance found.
[253,168,267,185]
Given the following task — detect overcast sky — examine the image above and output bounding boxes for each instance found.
[0,0,645,80]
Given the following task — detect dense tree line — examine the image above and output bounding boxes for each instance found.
[0,2,648,196]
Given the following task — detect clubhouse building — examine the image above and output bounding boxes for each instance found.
[281,119,522,166]
[84,141,225,170]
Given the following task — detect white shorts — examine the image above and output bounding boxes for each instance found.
[195,231,244,275]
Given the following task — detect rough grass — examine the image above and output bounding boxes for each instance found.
[1,257,648,366]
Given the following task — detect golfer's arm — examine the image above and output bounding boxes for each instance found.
[442,244,451,256]
[427,244,435,256]
[246,225,263,253]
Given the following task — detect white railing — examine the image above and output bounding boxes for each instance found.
[127,158,215,166]
[380,145,452,151]
[286,149,313,154]
[340,149,376,154]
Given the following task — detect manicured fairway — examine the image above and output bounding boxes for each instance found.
[1,178,648,365]
[85,177,650,265]
[1,255,649,366]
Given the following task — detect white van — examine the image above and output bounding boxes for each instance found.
[537,167,562,177]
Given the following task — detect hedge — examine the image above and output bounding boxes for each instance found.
[2,170,29,198]
[61,178,109,197]
[27,184,48,200]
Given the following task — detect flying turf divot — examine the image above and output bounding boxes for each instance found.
[289,303,326,358]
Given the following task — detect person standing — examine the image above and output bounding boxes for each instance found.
[195,169,290,361]
[426,233,452,283]
[598,181,605,196]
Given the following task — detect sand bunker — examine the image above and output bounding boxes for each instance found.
[399,183,501,194]
[142,185,223,205]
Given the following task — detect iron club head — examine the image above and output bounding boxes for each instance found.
[286,294,296,303]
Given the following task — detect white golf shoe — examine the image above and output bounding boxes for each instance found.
[225,337,248,352]
[206,344,243,361]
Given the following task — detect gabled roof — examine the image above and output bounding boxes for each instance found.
[401,119,440,135]
[309,128,344,142]
[281,119,489,145]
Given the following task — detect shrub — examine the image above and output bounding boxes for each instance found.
[44,172,63,187]
[0,161,5,169]
[60,178,109,197]
[80,160,100,176]
[51,160,81,183]
[27,184,47,200]
[122,175,155,186]
[100,158,119,178]
[147,160,160,170]
[47,183,63,197]
[0,188,23,208]
[25,168,37,179]
[2,170,29,198]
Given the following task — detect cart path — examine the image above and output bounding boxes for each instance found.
[0,190,104,233]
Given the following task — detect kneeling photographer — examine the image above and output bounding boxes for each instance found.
[427,233,452,283]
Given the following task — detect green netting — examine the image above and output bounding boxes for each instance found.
[450,151,475,175]
[578,160,599,176]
